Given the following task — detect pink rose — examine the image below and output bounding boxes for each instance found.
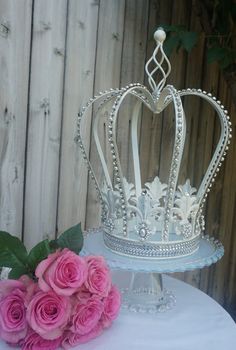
[0,280,28,344]
[74,285,92,303]
[62,324,103,349]
[21,329,62,350]
[70,297,104,335]
[101,285,121,328]
[35,248,88,296]
[85,256,111,297]
[26,290,71,340]
[0,279,24,299]
[19,275,39,306]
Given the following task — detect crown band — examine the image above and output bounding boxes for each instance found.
[103,231,200,259]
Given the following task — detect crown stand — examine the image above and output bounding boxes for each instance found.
[81,228,223,312]
[78,28,230,312]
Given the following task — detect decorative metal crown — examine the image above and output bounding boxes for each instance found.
[76,28,232,259]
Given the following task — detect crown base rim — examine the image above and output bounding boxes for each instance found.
[103,231,201,259]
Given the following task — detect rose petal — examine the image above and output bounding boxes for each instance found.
[0,280,25,300]
[35,250,61,292]
[26,290,71,340]
[62,323,103,349]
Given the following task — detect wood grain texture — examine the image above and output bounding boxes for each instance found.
[181,10,205,289]
[24,0,67,249]
[159,0,190,183]
[0,0,32,238]
[57,0,99,234]
[140,0,173,183]
[86,0,126,229]
[198,61,220,294]
[117,0,149,183]
[158,0,189,282]
[207,79,234,304]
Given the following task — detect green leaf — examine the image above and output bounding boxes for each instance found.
[56,223,84,254]
[8,266,30,279]
[0,232,28,270]
[160,24,186,33]
[219,50,235,69]
[27,239,51,271]
[207,47,228,64]
[180,31,198,52]
[163,35,180,56]
[208,36,221,47]
[49,239,59,251]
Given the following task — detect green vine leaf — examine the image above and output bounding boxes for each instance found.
[160,24,186,33]
[179,31,198,52]
[161,24,198,56]
[219,52,235,69]
[207,47,227,64]
[164,35,180,56]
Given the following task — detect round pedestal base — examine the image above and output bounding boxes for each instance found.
[81,229,224,313]
[112,271,176,313]
[121,287,176,313]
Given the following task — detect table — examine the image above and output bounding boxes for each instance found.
[79,274,236,350]
[0,275,235,350]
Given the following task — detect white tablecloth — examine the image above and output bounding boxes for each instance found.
[0,275,235,349]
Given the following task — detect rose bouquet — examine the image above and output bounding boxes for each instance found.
[0,224,121,349]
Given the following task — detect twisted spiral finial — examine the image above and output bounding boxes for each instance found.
[145,28,171,96]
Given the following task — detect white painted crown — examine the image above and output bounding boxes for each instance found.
[76,29,231,259]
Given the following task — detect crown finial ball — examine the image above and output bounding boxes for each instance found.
[154,28,166,43]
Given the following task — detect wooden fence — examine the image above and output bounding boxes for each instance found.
[0,0,235,318]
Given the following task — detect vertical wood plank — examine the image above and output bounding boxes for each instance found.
[117,0,149,182]
[140,0,173,184]
[0,0,32,238]
[226,169,236,312]
[57,0,99,233]
[225,94,236,313]
[158,0,190,282]
[158,0,190,184]
[223,101,236,309]
[198,61,220,293]
[207,81,235,304]
[85,0,126,229]
[24,0,67,249]
[179,12,205,289]
[202,75,228,302]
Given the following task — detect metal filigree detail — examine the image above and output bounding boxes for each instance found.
[137,222,151,241]
[145,28,171,96]
[172,180,199,238]
[145,176,167,205]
